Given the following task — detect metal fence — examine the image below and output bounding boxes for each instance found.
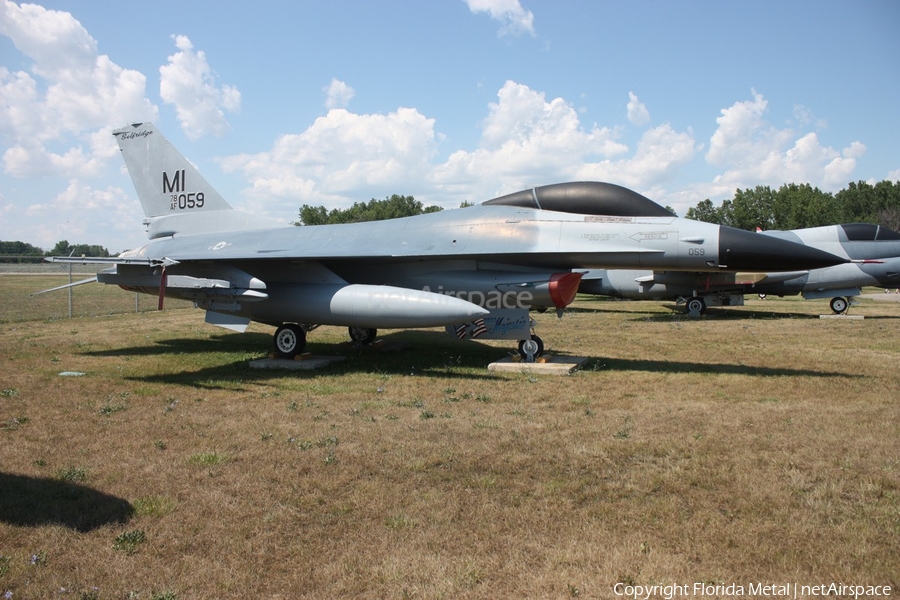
[0,258,191,323]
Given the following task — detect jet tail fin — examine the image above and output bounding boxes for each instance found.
[112,122,281,239]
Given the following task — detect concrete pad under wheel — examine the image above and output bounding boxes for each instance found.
[819,314,864,320]
[249,355,345,370]
[488,355,589,375]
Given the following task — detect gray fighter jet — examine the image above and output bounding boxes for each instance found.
[44,122,847,360]
[579,223,900,315]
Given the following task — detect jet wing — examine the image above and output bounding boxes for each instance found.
[34,257,177,296]
[107,213,667,273]
[45,256,179,267]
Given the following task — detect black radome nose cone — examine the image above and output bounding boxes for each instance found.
[718,226,848,271]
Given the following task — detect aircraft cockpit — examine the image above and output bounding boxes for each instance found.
[483,181,676,218]
[839,223,900,241]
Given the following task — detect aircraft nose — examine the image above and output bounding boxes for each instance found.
[718,226,848,271]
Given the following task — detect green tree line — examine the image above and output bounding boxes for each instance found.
[685,180,900,231]
[0,239,110,262]
[295,194,444,226]
[298,181,900,232]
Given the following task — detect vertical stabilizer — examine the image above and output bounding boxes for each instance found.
[113,122,231,216]
[113,122,282,238]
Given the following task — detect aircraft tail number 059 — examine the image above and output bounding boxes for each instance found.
[163,169,205,210]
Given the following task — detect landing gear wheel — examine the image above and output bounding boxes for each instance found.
[348,327,377,345]
[686,297,706,315]
[830,296,849,315]
[274,324,306,359]
[517,336,544,361]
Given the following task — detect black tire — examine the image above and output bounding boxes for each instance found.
[517,335,544,360]
[348,327,377,345]
[686,297,706,314]
[274,324,306,359]
[830,297,849,314]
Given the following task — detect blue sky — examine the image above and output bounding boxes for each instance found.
[1,0,898,252]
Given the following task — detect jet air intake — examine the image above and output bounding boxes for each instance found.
[717,226,848,271]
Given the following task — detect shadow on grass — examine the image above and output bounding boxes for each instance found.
[570,298,900,320]
[626,308,900,322]
[568,303,824,321]
[84,332,275,357]
[77,327,858,387]
[570,355,857,378]
[0,472,133,532]
[627,308,824,322]
[106,330,513,388]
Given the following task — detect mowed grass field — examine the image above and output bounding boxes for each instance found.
[0,273,192,323]
[1,294,898,599]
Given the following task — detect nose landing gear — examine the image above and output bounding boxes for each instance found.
[517,335,544,362]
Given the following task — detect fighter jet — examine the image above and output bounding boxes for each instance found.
[579,223,900,315]
[42,122,848,360]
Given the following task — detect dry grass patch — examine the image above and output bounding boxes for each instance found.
[1,295,898,598]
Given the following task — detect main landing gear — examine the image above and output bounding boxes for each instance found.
[830,296,850,315]
[274,324,306,359]
[348,326,378,345]
[685,297,707,315]
[273,324,544,362]
[273,324,380,359]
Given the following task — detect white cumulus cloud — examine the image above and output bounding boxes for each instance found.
[576,124,698,190]
[324,79,355,109]
[704,89,865,194]
[434,81,637,198]
[160,34,241,140]
[219,106,439,219]
[22,179,139,249]
[465,0,535,36]
[626,92,650,126]
[0,0,156,176]
[221,79,704,216]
